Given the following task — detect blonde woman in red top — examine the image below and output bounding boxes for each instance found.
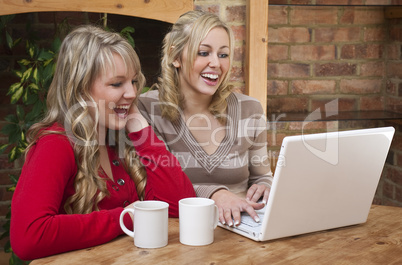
[10,25,195,261]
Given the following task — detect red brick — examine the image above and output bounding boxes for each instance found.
[0,187,13,201]
[360,61,385,77]
[364,27,387,42]
[341,44,384,59]
[386,80,398,96]
[269,0,288,4]
[340,8,385,25]
[225,5,246,23]
[360,96,384,111]
[268,6,288,25]
[267,80,288,96]
[315,63,357,77]
[386,44,400,60]
[340,79,382,94]
[291,80,336,95]
[0,170,19,185]
[316,0,364,4]
[291,45,335,61]
[290,0,312,4]
[233,45,244,62]
[367,0,391,4]
[395,186,402,203]
[0,156,13,170]
[194,5,220,15]
[386,166,402,186]
[396,152,402,167]
[290,7,337,25]
[391,133,402,152]
[311,98,357,112]
[288,121,337,132]
[231,25,245,41]
[315,27,361,43]
[267,97,309,113]
[387,62,402,78]
[382,180,394,200]
[267,132,287,147]
[268,27,311,43]
[268,45,289,61]
[268,63,310,78]
[386,97,402,113]
[229,65,244,82]
[390,28,402,42]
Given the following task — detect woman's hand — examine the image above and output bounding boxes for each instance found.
[211,190,265,227]
[246,184,270,205]
[125,104,149,133]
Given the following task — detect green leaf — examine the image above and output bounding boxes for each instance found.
[16,105,25,121]
[0,144,9,154]
[25,99,43,121]
[7,83,22,96]
[0,123,16,135]
[21,67,33,82]
[5,31,13,49]
[19,59,31,66]
[4,114,18,124]
[38,49,54,61]
[8,146,21,162]
[51,37,62,53]
[24,90,39,105]
[28,42,35,58]
[10,86,24,104]
[32,67,38,83]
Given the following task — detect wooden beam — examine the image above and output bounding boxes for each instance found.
[385,6,402,19]
[0,0,193,24]
[245,0,269,114]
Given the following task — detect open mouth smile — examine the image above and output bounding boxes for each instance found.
[201,73,219,86]
[113,105,130,119]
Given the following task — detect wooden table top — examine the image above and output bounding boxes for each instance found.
[32,205,402,265]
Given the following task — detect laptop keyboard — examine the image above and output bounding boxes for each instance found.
[240,213,262,228]
[240,204,267,228]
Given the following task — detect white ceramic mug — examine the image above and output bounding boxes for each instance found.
[119,200,169,248]
[179,197,219,246]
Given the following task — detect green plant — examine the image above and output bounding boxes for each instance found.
[0,14,136,264]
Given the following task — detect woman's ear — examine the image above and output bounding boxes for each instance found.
[172,59,181,68]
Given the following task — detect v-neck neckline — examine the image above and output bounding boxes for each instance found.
[172,93,239,173]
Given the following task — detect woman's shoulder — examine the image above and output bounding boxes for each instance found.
[139,89,159,101]
[34,123,70,146]
[230,92,264,114]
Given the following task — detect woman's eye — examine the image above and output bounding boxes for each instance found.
[132,79,138,85]
[198,51,209,57]
[219,53,229,58]
[111,82,122,87]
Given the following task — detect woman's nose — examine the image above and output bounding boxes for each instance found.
[209,54,220,68]
[124,83,137,99]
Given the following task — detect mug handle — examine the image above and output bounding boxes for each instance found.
[119,208,135,238]
[213,205,219,229]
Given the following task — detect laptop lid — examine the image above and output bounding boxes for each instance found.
[260,126,395,241]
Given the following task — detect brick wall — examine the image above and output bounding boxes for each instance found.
[0,0,401,255]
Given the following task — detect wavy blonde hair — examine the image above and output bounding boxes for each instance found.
[26,25,147,214]
[154,10,235,124]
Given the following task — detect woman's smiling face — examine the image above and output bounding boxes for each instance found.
[89,53,138,132]
[175,26,230,98]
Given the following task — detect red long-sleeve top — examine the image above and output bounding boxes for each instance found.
[10,124,196,260]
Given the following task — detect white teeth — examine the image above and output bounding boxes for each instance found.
[114,105,130,110]
[201,73,218,80]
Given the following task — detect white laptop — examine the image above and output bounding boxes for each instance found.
[219,126,395,241]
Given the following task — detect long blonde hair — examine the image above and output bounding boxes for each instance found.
[155,10,235,123]
[26,25,147,214]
